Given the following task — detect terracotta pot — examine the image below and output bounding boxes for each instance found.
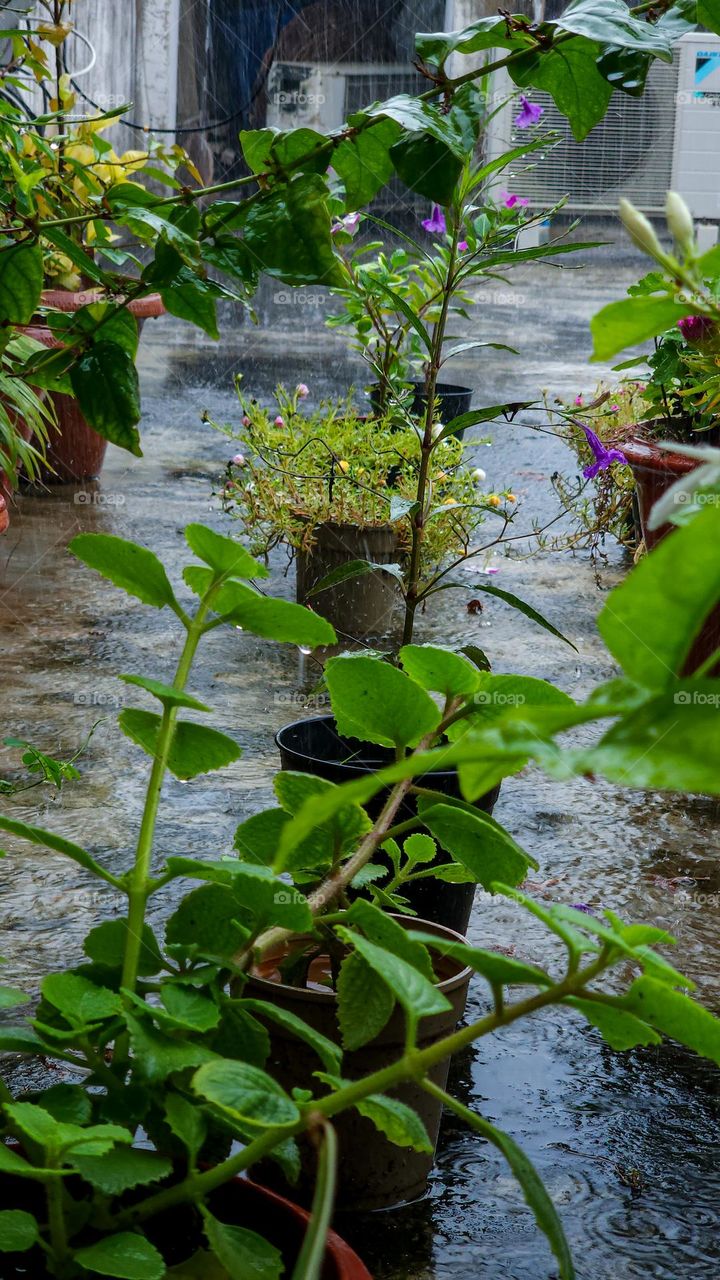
[623,431,720,673]
[22,291,164,484]
[0,1164,372,1279]
[0,493,8,534]
[295,521,405,644]
[249,914,473,1211]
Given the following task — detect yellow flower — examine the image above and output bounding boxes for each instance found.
[338,460,350,473]
[505,493,517,503]
[487,494,502,508]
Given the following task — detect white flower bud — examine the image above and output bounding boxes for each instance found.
[619,198,664,260]
[472,467,486,483]
[665,190,695,253]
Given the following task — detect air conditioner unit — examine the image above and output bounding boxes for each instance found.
[485,32,720,228]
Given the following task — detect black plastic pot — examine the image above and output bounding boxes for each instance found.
[276,714,501,935]
[369,381,473,433]
[295,522,404,645]
[249,915,472,1211]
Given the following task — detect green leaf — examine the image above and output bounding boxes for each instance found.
[510,37,612,142]
[0,985,28,1009]
[236,999,342,1073]
[0,242,43,325]
[165,884,249,958]
[118,710,242,780]
[337,928,451,1020]
[420,803,534,889]
[336,951,395,1050]
[69,534,178,611]
[0,1211,39,1253]
[41,972,122,1024]
[372,280,432,355]
[590,297,693,361]
[618,977,720,1063]
[434,402,536,444]
[325,654,441,748]
[193,1060,300,1129]
[356,1095,432,1153]
[202,1211,283,1280]
[346,899,435,980]
[403,833,437,865]
[165,1093,207,1165]
[166,1251,229,1279]
[409,932,552,989]
[565,998,661,1050]
[126,1015,217,1084]
[75,1233,166,1280]
[71,1148,173,1195]
[163,858,313,932]
[472,584,577,649]
[160,272,218,339]
[0,1029,47,1057]
[399,644,481,698]
[552,0,674,58]
[416,17,523,67]
[390,130,463,205]
[49,304,139,358]
[39,1085,92,1126]
[84,920,163,977]
[184,524,267,580]
[0,814,118,885]
[272,771,371,868]
[243,174,344,287]
[208,580,336,647]
[161,985,221,1032]
[119,675,210,712]
[599,505,720,686]
[333,119,401,208]
[306,559,403,596]
[234,809,288,866]
[69,342,142,454]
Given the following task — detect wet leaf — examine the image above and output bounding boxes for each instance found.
[70,534,178,610]
[75,1232,166,1279]
[325,654,441,748]
[0,1211,39,1253]
[193,1060,300,1129]
[202,1212,283,1280]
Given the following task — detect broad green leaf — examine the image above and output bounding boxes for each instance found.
[272,771,371,867]
[184,524,267,580]
[325,654,441,748]
[160,271,219,339]
[71,1148,173,1195]
[0,1211,39,1253]
[243,174,344,287]
[333,119,400,208]
[565,997,661,1050]
[552,0,674,59]
[166,1251,230,1279]
[433,402,537,445]
[70,342,142,454]
[0,243,43,325]
[75,1233,165,1280]
[597,505,720,686]
[84,920,163,976]
[403,832,437,865]
[0,985,28,1009]
[165,1093,207,1165]
[471,583,577,649]
[346,900,435,980]
[337,927,451,1020]
[38,1084,92,1126]
[510,37,612,141]
[126,1015,217,1083]
[193,1060,300,1129]
[42,973,122,1024]
[119,674,210,712]
[356,1094,432,1153]
[214,1006,271,1069]
[391,130,463,204]
[0,1028,47,1056]
[399,644,481,698]
[590,297,693,361]
[416,17,524,66]
[118,710,242,780]
[420,803,534,888]
[161,985,221,1032]
[163,857,313,932]
[409,932,552,989]
[49,304,139,358]
[208,580,336,647]
[336,951,395,1050]
[234,809,288,866]
[202,1211,283,1280]
[165,884,250,957]
[306,559,403,596]
[3,1102,61,1148]
[547,906,689,987]
[0,1145,38,1176]
[69,534,178,611]
[619,977,720,1063]
[0,814,118,885]
[236,999,342,1073]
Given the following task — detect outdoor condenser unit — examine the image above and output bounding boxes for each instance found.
[484,32,720,234]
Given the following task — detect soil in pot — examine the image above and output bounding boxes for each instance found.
[369,382,473,432]
[0,1169,372,1279]
[276,714,500,935]
[623,433,720,674]
[249,915,472,1212]
[295,522,405,645]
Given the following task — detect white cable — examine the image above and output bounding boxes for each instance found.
[66,27,96,80]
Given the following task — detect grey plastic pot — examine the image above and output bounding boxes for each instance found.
[295,521,404,644]
[249,914,473,1212]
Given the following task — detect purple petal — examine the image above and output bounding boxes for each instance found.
[581,424,605,459]
[515,95,543,128]
[583,461,602,479]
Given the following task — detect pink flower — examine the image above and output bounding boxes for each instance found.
[485,566,500,575]
[499,191,530,209]
[610,405,619,412]
[574,395,583,406]
[515,95,543,128]
[296,383,309,399]
[274,415,285,427]
[331,211,361,235]
[678,315,716,346]
[458,240,469,252]
[232,453,245,466]
[242,415,251,427]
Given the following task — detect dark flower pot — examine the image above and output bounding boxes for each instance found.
[623,432,720,674]
[21,291,164,484]
[249,914,472,1211]
[0,1165,372,1279]
[369,381,473,433]
[295,521,404,645]
[0,493,8,534]
[276,714,501,935]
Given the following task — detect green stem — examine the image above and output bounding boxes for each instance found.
[46,1173,69,1276]
[290,1120,338,1280]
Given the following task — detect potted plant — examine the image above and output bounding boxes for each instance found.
[1,514,719,1275]
[0,334,55,526]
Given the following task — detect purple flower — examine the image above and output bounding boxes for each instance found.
[331,211,361,235]
[458,240,469,252]
[422,204,447,235]
[571,903,594,915]
[574,394,583,406]
[296,383,309,399]
[678,315,715,346]
[499,190,530,209]
[581,425,627,479]
[515,95,543,128]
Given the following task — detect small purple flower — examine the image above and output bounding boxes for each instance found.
[274,415,285,427]
[458,240,469,252]
[296,383,309,399]
[581,425,627,479]
[422,204,447,235]
[232,453,245,466]
[515,95,543,129]
[574,394,583,406]
[331,211,361,235]
[571,903,594,915]
[678,315,715,346]
[499,190,530,209]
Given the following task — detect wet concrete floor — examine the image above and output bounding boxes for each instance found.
[0,240,718,1279]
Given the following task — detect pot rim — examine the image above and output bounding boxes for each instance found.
[37,288,165,319]
[622,434,699,475]
[250,912,474,1005]
[276,713,462,780]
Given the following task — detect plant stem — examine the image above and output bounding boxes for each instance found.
[46,1172,69,1276]
[290,1120,338,1280]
